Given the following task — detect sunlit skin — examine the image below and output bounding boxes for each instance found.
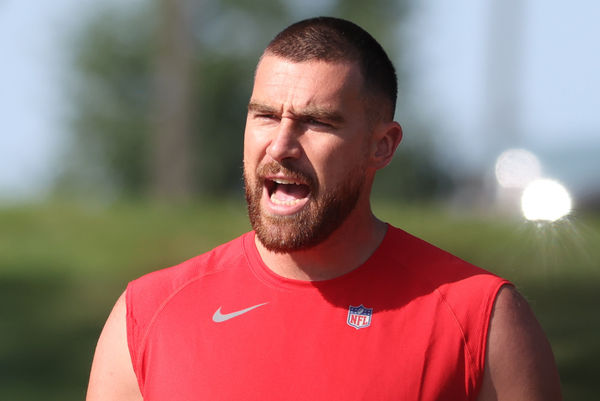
[243,54,402,280]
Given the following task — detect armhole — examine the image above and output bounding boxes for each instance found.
[125,283,145,394]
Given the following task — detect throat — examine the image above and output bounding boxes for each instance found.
[255,216,389,281]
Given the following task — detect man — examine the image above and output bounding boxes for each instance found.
[87,17,561,400]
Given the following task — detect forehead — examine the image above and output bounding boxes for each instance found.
[251,55,365,112]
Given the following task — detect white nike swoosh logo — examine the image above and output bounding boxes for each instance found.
[212,302,268,323]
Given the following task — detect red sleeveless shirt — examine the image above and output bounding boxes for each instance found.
[127,225,508,400]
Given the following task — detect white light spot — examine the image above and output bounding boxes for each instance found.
[521,179,572,221]
[495,149,542,189]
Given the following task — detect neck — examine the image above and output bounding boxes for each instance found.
[255,205,388,281]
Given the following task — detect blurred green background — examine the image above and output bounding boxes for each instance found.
[1,202,598,399]
[1,0,599,399]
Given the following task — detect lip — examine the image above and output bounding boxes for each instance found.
[262,175,311,216]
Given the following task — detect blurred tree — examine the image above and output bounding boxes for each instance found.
[59,0,452,201]
[152,0,194,199]
[58,4,157,199]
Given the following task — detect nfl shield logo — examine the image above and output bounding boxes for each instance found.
[346,305,373,329]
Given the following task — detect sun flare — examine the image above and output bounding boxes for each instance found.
[521,179,572,222]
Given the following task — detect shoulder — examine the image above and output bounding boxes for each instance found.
[87,291,143,401]
[384,225,508,293]
[384,225,510,385]
[126,232,251,336]
[477,286,562,400]
[124,232,252,378]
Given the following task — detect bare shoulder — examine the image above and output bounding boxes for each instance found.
[86,290,142,401]
[477,285,562,401]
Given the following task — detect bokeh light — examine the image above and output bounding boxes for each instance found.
[521,178,572,221]
[495,148,542,189]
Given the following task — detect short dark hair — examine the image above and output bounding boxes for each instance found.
[264,17,397,121]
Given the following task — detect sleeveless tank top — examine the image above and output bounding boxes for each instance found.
[127,225,508,400]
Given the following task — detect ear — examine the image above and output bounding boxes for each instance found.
[369,121,403,170]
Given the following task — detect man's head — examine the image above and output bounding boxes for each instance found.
[243,17,402,253]
[263,16,397,123]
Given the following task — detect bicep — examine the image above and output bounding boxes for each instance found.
[86,290,142,401]
[477,285,562,401]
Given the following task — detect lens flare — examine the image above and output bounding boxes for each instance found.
[495,149,542,189]
[521,179,572,221]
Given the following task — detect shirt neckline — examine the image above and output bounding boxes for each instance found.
[242,224,394,291]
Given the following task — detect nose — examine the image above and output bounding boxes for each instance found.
[266,118,302,162]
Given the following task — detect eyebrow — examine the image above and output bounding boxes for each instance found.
[247,101,345,124]
[247,101,279,115]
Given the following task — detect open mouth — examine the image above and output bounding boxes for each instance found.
[265,178,311,207]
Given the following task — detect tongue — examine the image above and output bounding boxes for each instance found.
[273,183,309,201]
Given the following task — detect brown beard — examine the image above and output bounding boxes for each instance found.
[244,160,365,253]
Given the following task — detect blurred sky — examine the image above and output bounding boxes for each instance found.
[1,0,598,201]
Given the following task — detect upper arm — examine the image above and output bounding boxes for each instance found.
[477,285,562,401]
[86,290,142,401]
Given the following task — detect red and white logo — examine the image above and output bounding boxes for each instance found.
[347,304,373,329]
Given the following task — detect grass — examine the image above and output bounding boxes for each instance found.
[1,199,598,399]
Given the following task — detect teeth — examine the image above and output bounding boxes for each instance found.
[272,178,300,185]
[270,193,303,206]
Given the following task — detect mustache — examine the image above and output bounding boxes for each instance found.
[256,161,317,191]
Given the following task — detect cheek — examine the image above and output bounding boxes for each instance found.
[243,125,271,162]
[243,135,260,167]
[329,145,369,184]
[304,141,352,185]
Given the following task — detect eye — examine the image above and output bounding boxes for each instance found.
[306,118,333,129]
[255,113,280,122]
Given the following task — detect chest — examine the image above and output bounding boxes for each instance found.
[138,284,473,401]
